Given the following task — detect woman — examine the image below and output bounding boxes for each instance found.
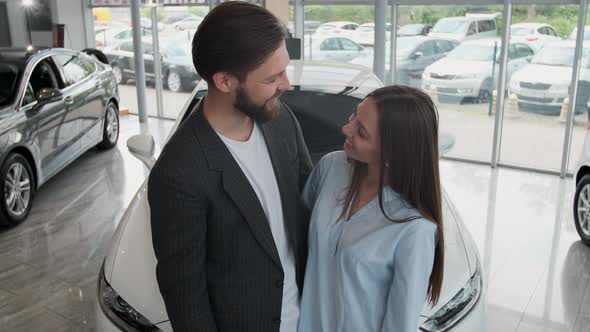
[298,85,444,332]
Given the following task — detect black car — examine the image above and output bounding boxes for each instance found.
[0,47,120,226]
[103,39,200,93]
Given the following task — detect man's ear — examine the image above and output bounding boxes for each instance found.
[211,72,238,93]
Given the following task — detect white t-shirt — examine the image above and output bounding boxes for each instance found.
[217,123,300,332]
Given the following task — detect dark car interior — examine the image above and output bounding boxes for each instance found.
[0,63,19,107]
[29,60,59,100]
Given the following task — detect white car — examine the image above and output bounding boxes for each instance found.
[351,22,392,46]
[574,128,590,247]
[428,15,498,42]
[422,38,534,103]
[313,21,359,39]
[172,16,203,31]
[510,23,562,52]
[305,36,366,62]
[95,60,485,332]
[568,26,590,40]
[509,41,590,115]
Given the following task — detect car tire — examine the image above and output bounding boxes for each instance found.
[166,70,184,93]
[478,78,492,104]
[574,174,590,246]
[0,153,35,227]
[97,102,120,150]
[111,65,126,85]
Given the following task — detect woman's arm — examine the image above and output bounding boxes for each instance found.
[380,222,437,332]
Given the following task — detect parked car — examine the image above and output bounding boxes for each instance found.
[350,36,459,88]
[428,14,498,42]
[0,47,119,226]
[351,22,392,46]
[172,16,203,31]
[313,21,359,39]
[96,60,485,332]
[103,39,200,92]
[509,41,590,115]
[510,23,562,52]
[287,20,322,35]
[305,36,366,62]
[163,12,194,25]
[573,117,590,246]
[95,27,154,49]
[422,38,534,103]
[569,26,590,40]
[398,23,433,37]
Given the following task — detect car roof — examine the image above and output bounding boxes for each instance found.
[511,22,549,29]
[321,21,357,26]
[461,38,502,46]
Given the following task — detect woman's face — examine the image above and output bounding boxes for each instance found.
[342,97,381,165]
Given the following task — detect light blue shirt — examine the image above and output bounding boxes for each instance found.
[298,151,437,332]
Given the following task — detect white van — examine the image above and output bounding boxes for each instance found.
[429,14,499,42]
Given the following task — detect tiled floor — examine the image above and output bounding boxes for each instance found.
[0,114,589,331]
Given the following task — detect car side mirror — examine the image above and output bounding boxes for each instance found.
[127,134,156,170]
[36,88,62,104]
[411,51,423,60]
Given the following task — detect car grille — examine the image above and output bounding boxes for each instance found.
[520,82,551,90]
[437,87,458,93]
[517,95,563,103]
[430,73,455,80]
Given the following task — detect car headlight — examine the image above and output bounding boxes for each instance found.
[98,261,162,332]
[455,73,477,79]
[419,260,483,332]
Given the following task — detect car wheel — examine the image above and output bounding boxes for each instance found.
[478,78,492,104]
[0,153,34,227]
[574,174,590,246]
[167,70,184,93]
[111,65,126,85]
[97,102,119,150]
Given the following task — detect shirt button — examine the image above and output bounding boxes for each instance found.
[275,280,283,288]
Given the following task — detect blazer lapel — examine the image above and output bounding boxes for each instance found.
[189,102,282,269]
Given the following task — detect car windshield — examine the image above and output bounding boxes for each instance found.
[447,43,498,61]
[531,45,590,68]
[511,27,535,36]
[397,38,425,58]
[163,43,190,57]
[432,19,467,33]
[399,24,424,35]
[0,62,21,108]
[317,25,336,32]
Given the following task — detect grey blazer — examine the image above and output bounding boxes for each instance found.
[148,100,312,332]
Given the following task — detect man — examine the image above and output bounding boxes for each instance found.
[148,2,312,332]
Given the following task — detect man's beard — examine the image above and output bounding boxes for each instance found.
[233,85,282,123]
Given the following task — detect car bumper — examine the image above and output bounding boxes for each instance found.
[422,77,483,98]
[510,85,567,108]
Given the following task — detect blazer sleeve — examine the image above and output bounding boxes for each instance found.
[284,103,313,192]
[148,165,218,332]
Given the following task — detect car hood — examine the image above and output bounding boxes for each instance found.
[104,183,474,324]
[427,58,490,76]
[511,63,572,85]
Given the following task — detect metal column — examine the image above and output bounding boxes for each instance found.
[560,0,588,177]
[373,0,387,82]
[389,2,398,85]
[294,0,304,61]
[490,0,512,168]
[131,0,148,123]
[151,5,164,118]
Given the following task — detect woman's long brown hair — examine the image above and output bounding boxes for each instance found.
[340,85,444,305]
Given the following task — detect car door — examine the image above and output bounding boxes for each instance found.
[25,57,76,177]
[319,38,343,61]
[74,54,105,150]
[53,53,97,161]
[143,42,155,79]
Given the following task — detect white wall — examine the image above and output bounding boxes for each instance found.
[2,0,28,47]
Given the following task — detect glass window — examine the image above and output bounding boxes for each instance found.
[548,27,558,37]
[120,41,134,52]
[515,44,534,58]
[22,83,35,106]
[340,38,360,51]
[435,40,456,53]
[143,43,154,55]
[320,38,340,51]
[539,26,550,35]
[54,55,93,86]
[467,22,476,35]
[508,45,517,60]
[0,62,21,108]
[417,40,436,56]
[478,20,495,33]
[432,18,466,33]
